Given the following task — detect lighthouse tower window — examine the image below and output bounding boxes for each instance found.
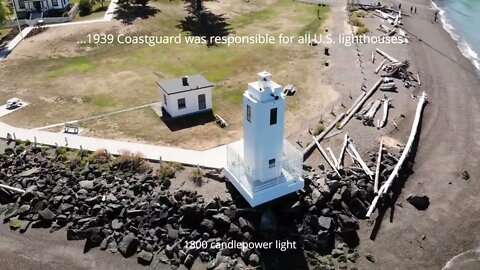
[270,108,277,125]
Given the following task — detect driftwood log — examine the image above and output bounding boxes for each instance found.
[366,92,428,217]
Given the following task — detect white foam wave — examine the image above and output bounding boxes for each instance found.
[432,1,480,70]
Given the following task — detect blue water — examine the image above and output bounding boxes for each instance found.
[433,0,480,70]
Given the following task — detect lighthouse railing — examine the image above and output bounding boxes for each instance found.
[226,140,303,194]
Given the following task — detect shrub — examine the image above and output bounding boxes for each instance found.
[79,0,93,16]
[189,167,204,186]
[353,10,367,18]
[56,146,68,155]
[350,16,364,27]
[94,148,109,163]
[462,170,470,180]
[156,162,176,179]
[356,26,369,35]
[313,123,325,136]
[117,150,149,172]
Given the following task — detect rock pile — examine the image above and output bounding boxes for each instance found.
[0,142,402,269]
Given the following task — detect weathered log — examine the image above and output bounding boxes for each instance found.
[0,184,25,194]
[378,98,391,128]
[326,147,338,168]
[312,136,342,179]
[359,100,374,116]
[346,92,367,116]
[348,138,374,179]
[338,79,383,129]
[366,92,428,217]
[337,133,349,169]
[375,59,387,74]
[363,99,382,122]
[374,139,384,193]
[303,113,345,158]
[376,48,399,63]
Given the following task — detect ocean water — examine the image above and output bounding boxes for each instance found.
[432,0,480,70]
[441,237,480,269]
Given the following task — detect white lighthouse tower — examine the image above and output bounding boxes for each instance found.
[225,71,304,207]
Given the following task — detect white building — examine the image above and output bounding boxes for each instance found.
[13,0,70,13]
[225,71,304,207]
[157,75,214,118]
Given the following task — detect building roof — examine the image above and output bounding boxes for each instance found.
[157,74,214,95]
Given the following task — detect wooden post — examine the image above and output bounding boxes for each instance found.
[366,92,428,217]
[417,74,421,85]
[337,133,349,169]
[374,139,383,193]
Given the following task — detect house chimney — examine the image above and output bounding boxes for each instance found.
[182,76,189,86]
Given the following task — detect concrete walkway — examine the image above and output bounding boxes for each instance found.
[0,27,33,60]
[46,0,119,28]
[0,121,227,169]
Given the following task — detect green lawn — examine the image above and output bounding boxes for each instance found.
[73,0,111,21]
[0,0,331,147]
[0,28,11,40]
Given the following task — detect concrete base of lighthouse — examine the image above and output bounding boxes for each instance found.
[225,140,304,207]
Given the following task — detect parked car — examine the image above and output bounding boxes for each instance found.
[6,98,22,110]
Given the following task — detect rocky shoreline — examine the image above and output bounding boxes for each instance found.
[0,139,411,269]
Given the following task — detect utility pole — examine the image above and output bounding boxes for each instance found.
[11,0,24,39]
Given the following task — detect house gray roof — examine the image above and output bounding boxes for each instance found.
[157,74,214,95]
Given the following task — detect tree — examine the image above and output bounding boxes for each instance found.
[96,0,105,8]
[178,0,231,46]
[78,0,93,16]
[0,0,10,27]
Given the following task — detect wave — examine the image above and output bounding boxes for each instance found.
[432,1,480,71]
[442,248,480,270]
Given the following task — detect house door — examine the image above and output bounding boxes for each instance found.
[198,94,206,110]
[33,1,42,10]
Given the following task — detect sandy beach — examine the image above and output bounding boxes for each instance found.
[353,0,480,269]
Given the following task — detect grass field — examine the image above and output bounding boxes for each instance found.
[0,0,331,150]
[72,0,111,21]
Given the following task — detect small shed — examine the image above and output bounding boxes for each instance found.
[157,74,214,118]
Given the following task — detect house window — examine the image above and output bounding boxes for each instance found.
[163,94,167,106]
[18,0,25,9]
[198,94,206,110]
[269,158,276,168]
[52,0,58,6]
[246,105,251,122]
[270,108,277,125]
[177,98,186,109]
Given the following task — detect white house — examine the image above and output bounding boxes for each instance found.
[13,0,70,13]
[157,75,214,118]
[225,71,304,207]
